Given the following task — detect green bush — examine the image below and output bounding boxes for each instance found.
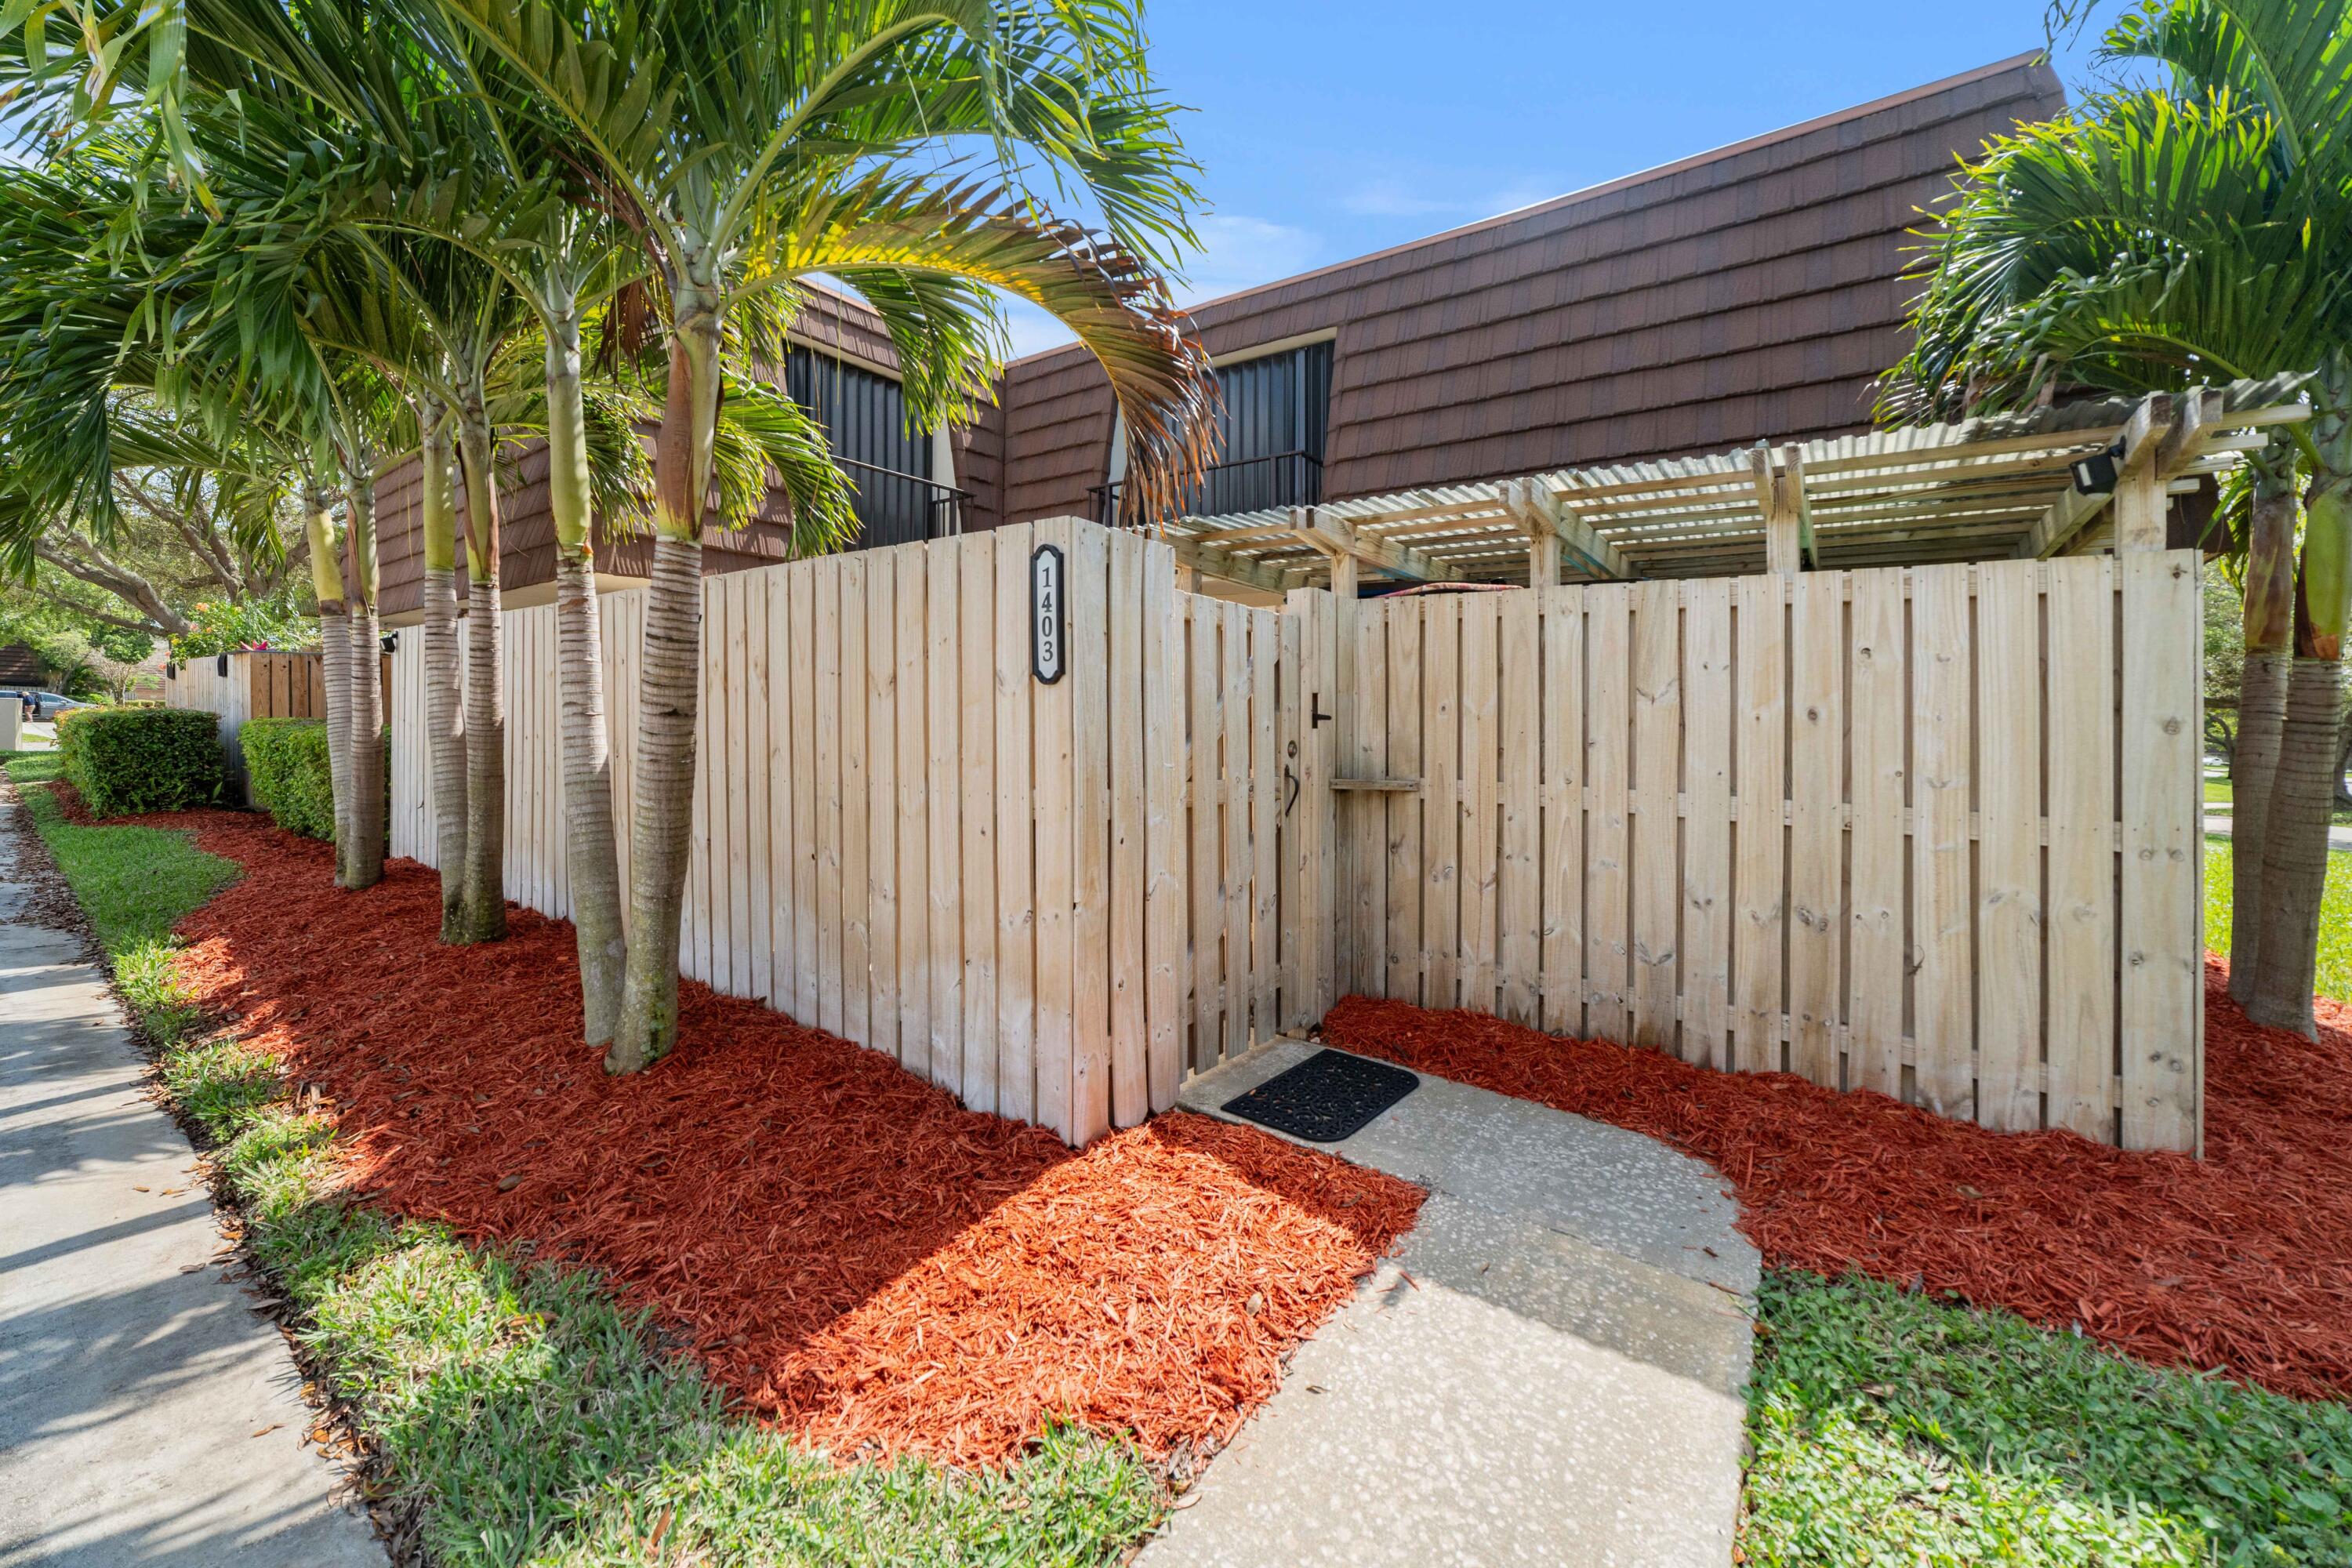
[58,706,224,817]
[241,718,335,840]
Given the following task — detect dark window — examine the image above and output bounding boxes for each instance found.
[785,345,960,546]
[1095,339,1331,522]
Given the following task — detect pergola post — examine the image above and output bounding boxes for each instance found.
[1750,444,1804,575]
[2112,393,2178,552]
[1500,477,1628,583]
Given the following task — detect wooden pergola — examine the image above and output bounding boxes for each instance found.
[1156,376,2312,598]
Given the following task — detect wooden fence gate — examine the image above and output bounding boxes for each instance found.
[1323,554,2204,1152]
[166,647,376,804]
[391,522,1295,1145]
[390,524,2204,1154]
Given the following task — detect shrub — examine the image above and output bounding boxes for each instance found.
[241,718,335,840]
[58,706,225,817]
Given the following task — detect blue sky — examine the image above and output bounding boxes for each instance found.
[1000,0,2111,356]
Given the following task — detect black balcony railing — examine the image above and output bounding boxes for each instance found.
[837,456,971,547]
[1090,449,1323,526]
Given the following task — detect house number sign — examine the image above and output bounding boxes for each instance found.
[1031,543,1067,684]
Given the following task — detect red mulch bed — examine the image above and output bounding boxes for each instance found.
[118,803,1421,1468]
[1324,984,2352,1404]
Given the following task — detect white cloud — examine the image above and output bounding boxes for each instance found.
[996,212,1323,358]
[1341,175,1558,223]
[999,296,1080,360]
[1174,214,1321,306]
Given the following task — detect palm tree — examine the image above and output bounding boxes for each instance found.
[428,0,1219,1070]
[8,0,1218,1066]
[1883,0,2352,1036]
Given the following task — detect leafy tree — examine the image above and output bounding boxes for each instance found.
[1884,0,2352,1035]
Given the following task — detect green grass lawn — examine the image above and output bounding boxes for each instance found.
[2204,771,2352,827]
[20,753,2352,1565]
[1742,1273,2352,1566]
[5,752,237,1044]
[2204,838,2352,1002]
[3,753,1166,1567]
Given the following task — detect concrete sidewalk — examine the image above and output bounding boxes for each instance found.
[0,789,381,1567]
[1146,1039,1759,1568]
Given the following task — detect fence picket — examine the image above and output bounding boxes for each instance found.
[894,544,930,1070]
[1913,567,1974,1120]
[1788,572,1844,1087]
[381,532,2198,1155]
[1629,580,1681,1052]
[1976,558,2044,1130]
[1385,601,1425,1007]
[864,558,899,1062]
[1031,520,1076,1138]
[2121,552,2201,1153]
[1421,595,1461,1010]
[1461,599,1502,1018]
[994,524,1036,1123]
[1538,588,1584,1036]
[839,557,869,1042]
[1846,567,1907,1098]
[1681,579,1733,1070]
[1106,532,1147,1131]
[1584,586,1632,1043]
[961,540,1000,1115]
[1732,574,1786,1073]
[2046,558,2117,1141]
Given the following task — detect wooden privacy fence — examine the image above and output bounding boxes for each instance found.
[1323,553,2204,1152]
[165,648,376,803]
[388,522,2204,1154]
[391,522,1299,1146]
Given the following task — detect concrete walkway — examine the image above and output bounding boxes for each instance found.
[0,790,382,1567]
[2201,803,2352,852]
[1146,1039,1759,1568]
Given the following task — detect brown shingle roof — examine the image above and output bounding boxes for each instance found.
[993,53,2064,525]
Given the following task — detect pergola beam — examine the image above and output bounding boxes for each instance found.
[2016,391,2175,559]
[1499,478,1632,582]
[1166,533,1292,597]
[1288,506,1462,585]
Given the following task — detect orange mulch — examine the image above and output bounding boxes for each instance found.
[128,805,1420,1468]
[1323,981,2352,1404]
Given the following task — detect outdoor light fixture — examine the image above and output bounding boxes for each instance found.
[381,633,398,655]
[2071,440,2125,495]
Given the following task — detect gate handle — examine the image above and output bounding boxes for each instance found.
[1283,765,1301,818]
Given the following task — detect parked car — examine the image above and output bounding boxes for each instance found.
[0,690,91,720]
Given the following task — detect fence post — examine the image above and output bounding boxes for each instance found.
[1284,586,1338,1025]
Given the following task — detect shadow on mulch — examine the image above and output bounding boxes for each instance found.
[151,808,1421,1469]
[1323,976,2352,1406]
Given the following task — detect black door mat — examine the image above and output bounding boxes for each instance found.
[1221,1049,1419,1142]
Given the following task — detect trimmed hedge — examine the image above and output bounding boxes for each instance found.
[241,718,334,840]
[58,706,225,817]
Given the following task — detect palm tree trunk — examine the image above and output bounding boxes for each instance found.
[2250,361,2352,1036]
[2228,437,2299,1002]
[556,550,625,1043]
[609,302,720,1073]
[450,381,507,944]
[546,308,626,1046]
[339,469,386,891]
[2251,655,2343,1036]
[303,492,354,881]
[320,606,354,875]
[609,537,700,1071]
[419,406,467,935]
[424,568,467,929]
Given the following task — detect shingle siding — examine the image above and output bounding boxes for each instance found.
[372,55,2063,607]
[993,53,2062,523]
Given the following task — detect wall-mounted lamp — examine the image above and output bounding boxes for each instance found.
[2071,440,2125,496]
[380,633,398,655]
